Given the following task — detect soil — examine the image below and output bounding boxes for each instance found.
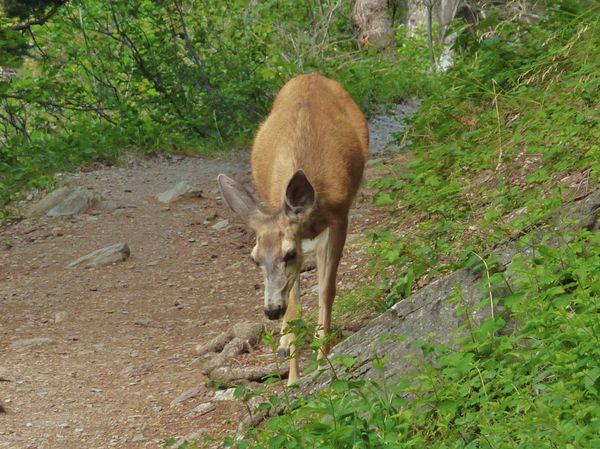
[0,105,415,449]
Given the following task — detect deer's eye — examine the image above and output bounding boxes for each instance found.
[283,249,297,264]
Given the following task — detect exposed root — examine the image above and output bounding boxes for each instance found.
[208,362,289,388]
[196,322,264,356]
[201,337,251,375]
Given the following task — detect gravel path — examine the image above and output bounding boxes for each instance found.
[0,101,418,448]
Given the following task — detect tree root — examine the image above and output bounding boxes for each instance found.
[196,322,264,356]
[208,362,289,387]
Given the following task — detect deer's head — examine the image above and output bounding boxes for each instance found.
[217,170,315,320]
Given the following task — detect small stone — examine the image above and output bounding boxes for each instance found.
[188,238,196,243]
[133,318,152,327]
[156,181,202,203]
[67,242,130,268]
[10,338,54,350]
[213,388,237,401]
[54,311,68,324]
[98,200,120,211]
[211,219,229,231]
[131,433,145,442]
[190,402,213,413]
[170,384,206,407]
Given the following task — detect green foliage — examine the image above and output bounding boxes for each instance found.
[368,0,600,308]
[220,228,600,449]
[1,0,430,214]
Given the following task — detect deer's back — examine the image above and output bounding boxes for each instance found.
[251,73,368,217]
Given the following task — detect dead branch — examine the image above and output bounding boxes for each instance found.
[9,1,68,32]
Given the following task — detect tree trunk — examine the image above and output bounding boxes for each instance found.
[352,0,394,49]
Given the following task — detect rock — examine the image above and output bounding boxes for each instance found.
[293,189,600,397]
[97,200,120,211]
[47,188,102,217]
[170,385,206,407]
[27,186,121,217]
[173,430,206,448]
[67,242,130,268]
[10,337,54,350]
[131,433,145,442]
[156,181,202,203]
[211,219,229,231]
[0,367,10,382]
[54,311,68,324]
[185,402,215,418]
[213,388,237,401]
[26,187,71,217]
[120,364,151,378]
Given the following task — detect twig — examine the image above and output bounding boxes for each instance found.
[8,1,68,31]
[492,80,503,172]
[472,252,495,320]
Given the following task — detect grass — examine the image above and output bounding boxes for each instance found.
[366,1,600,310]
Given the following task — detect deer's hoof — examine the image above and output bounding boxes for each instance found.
[277,347,290,358]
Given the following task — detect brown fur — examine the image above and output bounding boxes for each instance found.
[251,73,368,228]
[218,73,368,384]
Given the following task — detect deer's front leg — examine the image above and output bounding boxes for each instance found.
[315,221,347,359]
[278,278,300,385]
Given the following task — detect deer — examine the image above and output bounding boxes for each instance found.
[217,73,368,384]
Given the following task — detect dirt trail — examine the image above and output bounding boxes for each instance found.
[0,104,415,448]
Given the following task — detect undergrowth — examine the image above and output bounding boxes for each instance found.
[369,0,599,307]
[0,2,430,216]
[169,227,600,449]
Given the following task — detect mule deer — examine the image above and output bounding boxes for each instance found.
[217,73,368,384]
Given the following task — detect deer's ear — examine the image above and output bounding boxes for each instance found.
[217,174,259,220]
[284,170,315,220]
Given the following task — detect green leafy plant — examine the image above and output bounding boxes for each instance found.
[223,227,600,449]
[367,0,599,310]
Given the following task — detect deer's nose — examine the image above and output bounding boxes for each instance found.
[264,306,285,320]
